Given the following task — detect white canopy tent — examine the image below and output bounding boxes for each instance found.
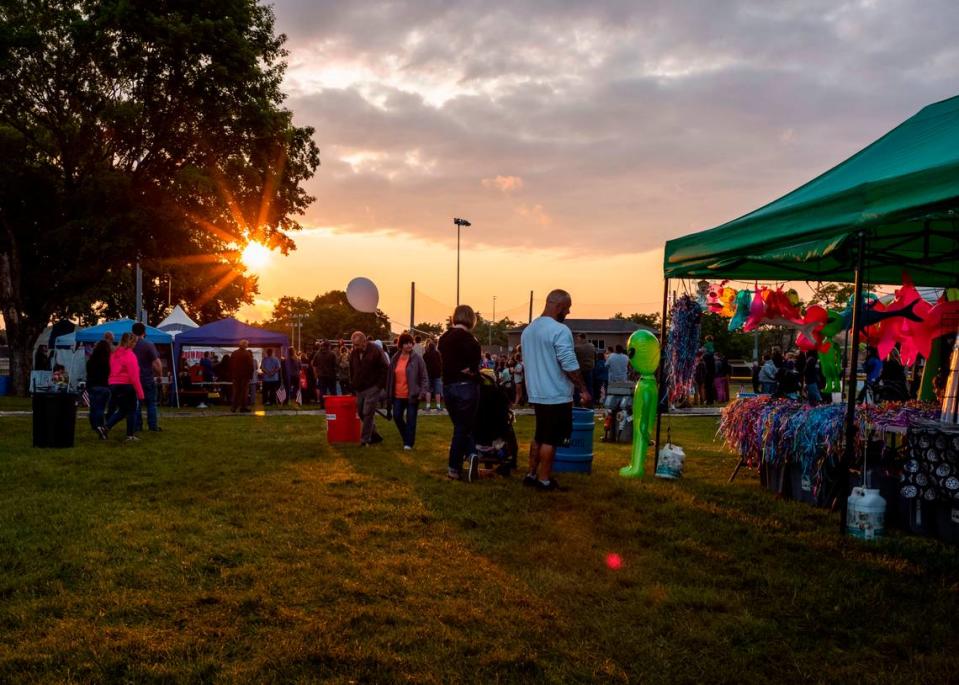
[157,305,200,337]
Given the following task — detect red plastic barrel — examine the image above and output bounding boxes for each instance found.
[325,395,361,443]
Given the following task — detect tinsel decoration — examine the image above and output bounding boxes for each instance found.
[666,294,703,404]
[719,396,940,492]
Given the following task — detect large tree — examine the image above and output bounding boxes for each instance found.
[0,0,319,393]
[267,292,392,347]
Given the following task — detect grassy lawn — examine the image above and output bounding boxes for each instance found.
[1,411,958,683]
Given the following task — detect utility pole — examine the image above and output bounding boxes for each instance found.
[490,295,496,347]
[135,253,144,323]
[453,218,471,306]
[410,282,415,333]
[528,290,534,323]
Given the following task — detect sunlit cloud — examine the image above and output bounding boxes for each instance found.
[482,175,524,193]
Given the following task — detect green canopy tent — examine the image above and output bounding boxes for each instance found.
[664,94,959,287]
[658,95,959,532]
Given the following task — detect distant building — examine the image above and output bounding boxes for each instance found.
[506,318,655,352]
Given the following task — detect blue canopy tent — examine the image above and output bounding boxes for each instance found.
[173,318,289,407]
[75,318,173,345]
[172,317,288,359]
[76,318,178,405]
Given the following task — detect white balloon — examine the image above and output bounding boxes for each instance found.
[346,277,379,313]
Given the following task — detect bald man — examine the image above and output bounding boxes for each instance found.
[349,331,388,445]
[520,289,591,491]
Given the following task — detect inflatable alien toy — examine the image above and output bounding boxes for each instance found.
[621,329,661,478]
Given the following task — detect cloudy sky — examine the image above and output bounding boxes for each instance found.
[239,0,959,327]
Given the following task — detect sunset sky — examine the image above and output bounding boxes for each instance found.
[238,0,959,328]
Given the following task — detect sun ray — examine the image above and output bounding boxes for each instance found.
[255,147,288,240]
[194,266,242,310]
[154,252,238,266]
[183,211,242,245]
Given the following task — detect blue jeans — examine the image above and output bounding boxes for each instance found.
[106,384,139,437]
[392,398,419,447]
[135,376,158,431]
[88,386,111,432]
[445,382,479,473]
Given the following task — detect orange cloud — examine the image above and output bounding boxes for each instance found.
[482,175,524,193]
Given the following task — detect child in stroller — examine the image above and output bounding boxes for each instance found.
[466,371,519,482]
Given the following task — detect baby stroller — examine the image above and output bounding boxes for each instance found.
[467,372,519,482]
[602,380,634,444]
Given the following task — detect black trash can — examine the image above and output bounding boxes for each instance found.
[32,391,79,448]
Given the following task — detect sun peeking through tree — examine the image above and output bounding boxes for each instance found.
[0,0,320,394]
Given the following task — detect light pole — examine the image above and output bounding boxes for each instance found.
[453,217,471,306]
[490,295,496,347]
[292,313,306,350]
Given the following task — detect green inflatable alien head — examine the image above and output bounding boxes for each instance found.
[627,329,660,375]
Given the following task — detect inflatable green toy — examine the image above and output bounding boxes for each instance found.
[820,342,842,393]
[621,329,660,478]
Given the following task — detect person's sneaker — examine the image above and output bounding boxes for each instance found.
[447,468,461,480]
[403,445,412,451]
[535,478,564,492]
[370,433,384,444]
[522,472,538,487]
[125,435,140,442]
[149,427,162,432]
[467,454,480,483]
[360,441,369,448]
[96,426,108,440]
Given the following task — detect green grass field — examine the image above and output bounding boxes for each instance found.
[1,408,958,683]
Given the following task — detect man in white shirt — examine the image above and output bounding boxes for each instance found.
[520,289,591,491]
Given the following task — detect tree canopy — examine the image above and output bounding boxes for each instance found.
[0,0,320,392]
[266,292,392,345]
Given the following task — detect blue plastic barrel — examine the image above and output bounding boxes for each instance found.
[553,408,595,474]
[0,375,10,396]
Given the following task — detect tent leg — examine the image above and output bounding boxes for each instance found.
[653,277,669,471]
[172,347,180,408]
[839,231,867,535]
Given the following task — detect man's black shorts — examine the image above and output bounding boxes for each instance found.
[532,402,573,447]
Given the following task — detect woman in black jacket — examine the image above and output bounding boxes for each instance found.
[85,340,112,438]
[438,305,482,480]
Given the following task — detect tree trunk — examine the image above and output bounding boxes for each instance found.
[1,232,42,396]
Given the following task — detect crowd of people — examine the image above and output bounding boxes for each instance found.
[85,322,162,441]
[67,287,622,493]
[749,342,922,405]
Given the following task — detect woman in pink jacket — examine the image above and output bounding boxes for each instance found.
[101,332,145,441]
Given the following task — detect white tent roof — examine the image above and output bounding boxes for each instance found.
[158,305,199,331]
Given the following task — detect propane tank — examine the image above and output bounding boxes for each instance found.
[846,487,886,541]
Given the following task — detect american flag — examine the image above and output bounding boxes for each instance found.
[80,390,90,407]
[275,385,287,404]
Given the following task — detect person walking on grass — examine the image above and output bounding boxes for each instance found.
[132,321,162,432]
[350,330,389,446]
[512,350,525,407]
[230,340,255,413]
[423,339,443,412]
[387,333,430,450]
[100,332,144,442]
[260,347,281,406]
[438,305,482,480]
[86,339,112,439]
[521,289,591,492]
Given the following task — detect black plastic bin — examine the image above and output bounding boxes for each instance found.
[32,392,78,448]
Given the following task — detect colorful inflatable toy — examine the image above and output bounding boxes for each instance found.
[621,329,660,479]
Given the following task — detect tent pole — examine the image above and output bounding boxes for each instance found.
[839,230,867,534]
[653,277,669,470]
[171,345,180,408]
